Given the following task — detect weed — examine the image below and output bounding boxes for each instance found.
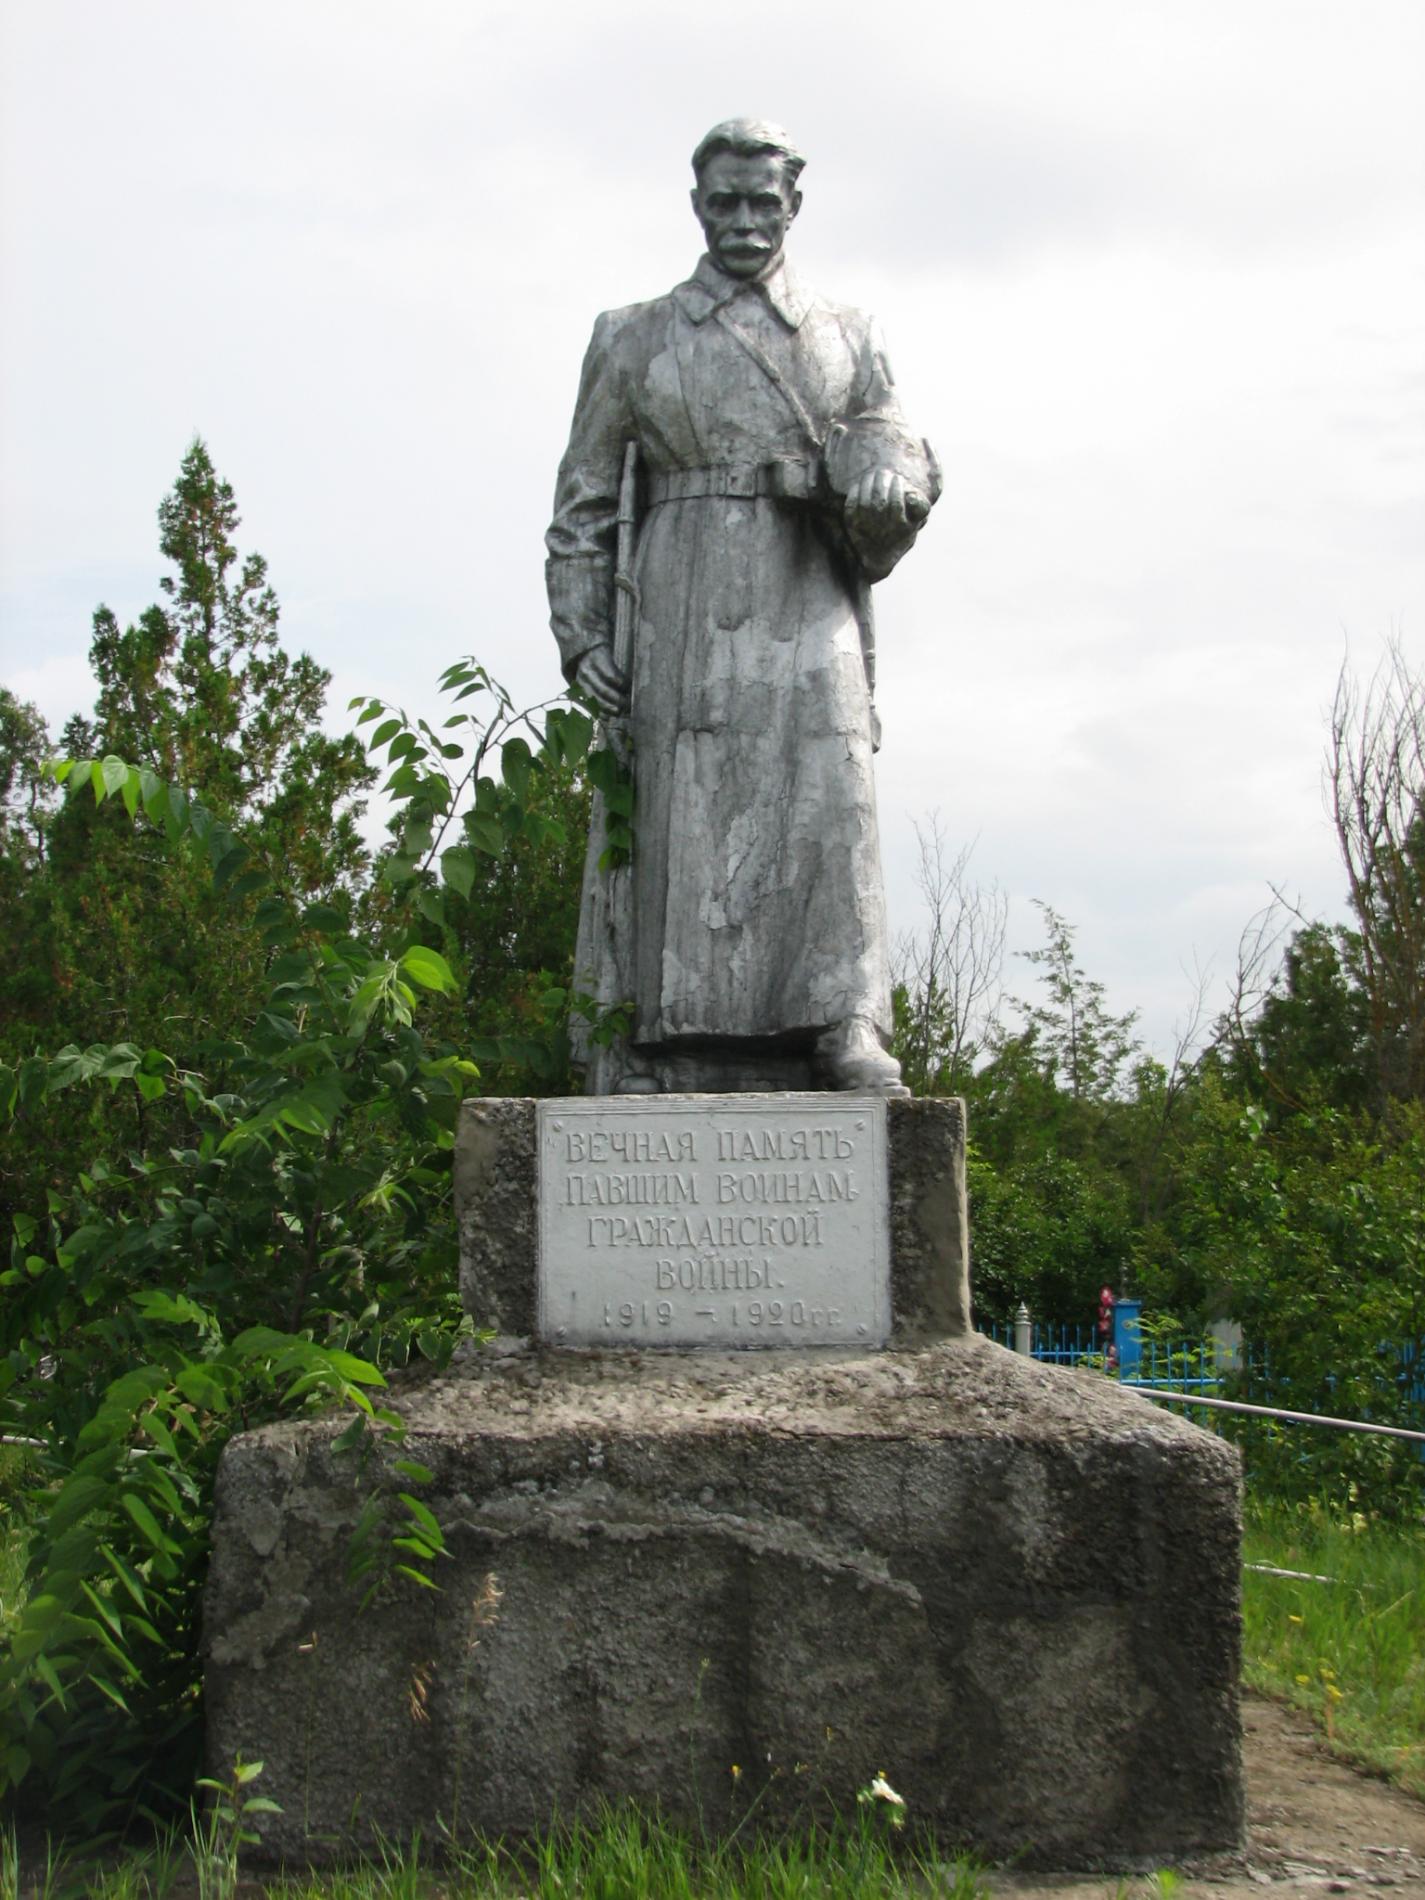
[190,1756,281,1900]
[1243,1496,1424,1793]
[0,1829,67,1900]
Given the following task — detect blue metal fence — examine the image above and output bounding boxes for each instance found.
[983,1320,1262,1390]
[984,1319,1422,1415]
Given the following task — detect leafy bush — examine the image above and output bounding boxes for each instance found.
[0,671,594,1836]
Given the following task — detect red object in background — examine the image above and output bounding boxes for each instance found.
[1096,1285,1116,1337]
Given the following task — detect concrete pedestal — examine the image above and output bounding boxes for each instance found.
[203,1336,1243,1869]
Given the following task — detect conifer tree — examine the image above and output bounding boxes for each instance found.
[1,443,375,1214]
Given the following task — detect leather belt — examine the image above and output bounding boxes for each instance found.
[645,460,819,506]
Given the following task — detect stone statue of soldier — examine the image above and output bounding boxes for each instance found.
[546,118,938,1096]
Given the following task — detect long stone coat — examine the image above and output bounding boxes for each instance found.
[546,254,925,1085]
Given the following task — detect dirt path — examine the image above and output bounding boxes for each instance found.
[993,1693,1425,1899]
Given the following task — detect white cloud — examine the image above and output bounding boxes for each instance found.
[1,0,1421,1060]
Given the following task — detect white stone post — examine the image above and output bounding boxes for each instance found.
[1013,1302,1033,1356]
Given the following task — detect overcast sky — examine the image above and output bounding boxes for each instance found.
[2,0,1422,1060]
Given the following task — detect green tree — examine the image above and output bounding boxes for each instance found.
[0,693,60,1028]
[959,906,1151,1325]
[0,688,56,873]
[0,663,594,1833]
[1,444,376,1222]
[85,438,372,891]
[1220,921,1374,1115]
[1328,640,1425,1105]
[1014,901,1140,1103]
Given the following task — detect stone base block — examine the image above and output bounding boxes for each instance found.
[204,1336,1242,1869]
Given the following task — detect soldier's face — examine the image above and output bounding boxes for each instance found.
[691,153,801,279]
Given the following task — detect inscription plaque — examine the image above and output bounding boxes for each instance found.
[537,1095,889,1348]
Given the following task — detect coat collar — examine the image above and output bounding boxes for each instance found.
[673,253,813,330]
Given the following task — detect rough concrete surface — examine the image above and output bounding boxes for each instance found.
[886,1096,971,1342]
[204,1335,1241,1869]
[454,1097,537,1336]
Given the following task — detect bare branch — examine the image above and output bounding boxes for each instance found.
[1327,635,1425,1100]
[893,814,1007,1094]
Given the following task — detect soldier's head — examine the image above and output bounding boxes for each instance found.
[690,118,805,281]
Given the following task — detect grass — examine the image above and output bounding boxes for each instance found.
[2,1805,989,1899]
[1242,1494,1425,1794]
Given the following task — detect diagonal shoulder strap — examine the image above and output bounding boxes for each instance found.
[712,306,822,452]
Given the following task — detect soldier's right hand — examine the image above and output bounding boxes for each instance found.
[574,646,630,716]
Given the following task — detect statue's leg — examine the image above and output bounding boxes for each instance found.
[815,1017,910,1096]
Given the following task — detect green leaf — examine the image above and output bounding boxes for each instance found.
[100,755,129,801]
[132,1288,210,1328]
[140,769,166,822]
[120,1492,177,1555]
[175,1364,230,1411]
[550,706,593,764]
[212,843,250,891]
[34,1654,69,1708]
[79,1578,125,1639]
[138,1412,179,1459]
[392,1535,437,1560]
[466,814,505,857]
[301,902,346,934]
[120,767,140,819]
[501,736,533,800]
[317,1347,386,1386]
[398,1493,445,1546]
[100,1546,149,1612]
[330,1415,368,1455]
[393,1564,440,1591]
[91,1676,131,1712]
[441,845,475,898]
[370,718,403,749]
[45,1475,111,1541]
[399,945,458,995]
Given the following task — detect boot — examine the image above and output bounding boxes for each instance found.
[816,1017,910,1096]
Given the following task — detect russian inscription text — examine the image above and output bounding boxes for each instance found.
[537,1096,889,1347]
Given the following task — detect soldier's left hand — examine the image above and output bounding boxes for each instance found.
[844,467,930,542]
